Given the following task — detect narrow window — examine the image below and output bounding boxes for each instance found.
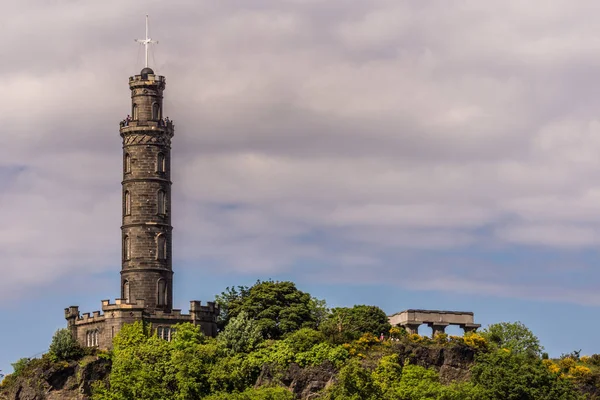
[157,190,166,215]
[124,191,131,216]
[157,327,163,339]
[123,280,130,303]
[132,104,138,120]
[94,330,99,347]
[157,234,166,260]
[124,153,131,173]
[152,102,160,120]
[157,153,165,173]
[157,279,167,306]
[86,331,91,347]
[124,235,130,260]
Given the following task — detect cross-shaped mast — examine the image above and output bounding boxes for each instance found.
[135,15,158,69]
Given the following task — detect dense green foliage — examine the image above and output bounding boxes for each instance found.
[9,358,30,377]
[471,350,581,399]
[480,321,543,357]
[216,280,326,339]
[320,305,391,343]
[2,280,593,399]
[48,328,83,361]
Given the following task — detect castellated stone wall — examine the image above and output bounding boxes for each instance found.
[65,300,219,350]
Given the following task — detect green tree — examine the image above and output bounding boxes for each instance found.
[327,359,382,400]
[320,305,391,343]
[204,386,294,399]
[217,280,325,339]
[218,311,263,354]
[216,285,251,330]
[480,321,543,357]
[470,349,580,399]
[48,329,83,361]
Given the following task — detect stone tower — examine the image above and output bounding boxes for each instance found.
[120,67,173,312]
[64,20,218,349]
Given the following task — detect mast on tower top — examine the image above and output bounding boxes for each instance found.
[135,14,158,69]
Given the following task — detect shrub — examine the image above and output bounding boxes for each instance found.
[568,365,592,380]
[282,328,325,353]
[433,333,448,345]
[388,326,406,339]
[463,333,488,350]
[48,329,83,361]
[218,311,263,354]
[10,358,30,378]
[558,357,577,371]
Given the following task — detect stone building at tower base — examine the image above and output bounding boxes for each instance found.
[65,299,218,350]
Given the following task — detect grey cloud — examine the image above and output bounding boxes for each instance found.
[3,0,600,303]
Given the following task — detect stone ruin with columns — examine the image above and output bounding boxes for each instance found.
[388,309,481,337]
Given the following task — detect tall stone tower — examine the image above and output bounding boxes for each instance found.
[64,18,219,349]
[120,67,173,312]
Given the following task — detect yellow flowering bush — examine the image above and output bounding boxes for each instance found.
[543,359,561,374]
[568,365,591,379]
[580,355,591,364]
[408,334,424,343]
[355,333,380,349]
[434,333,448,345]
[389,326,406,339]
[463,333,488,350]
[559,357,577,371]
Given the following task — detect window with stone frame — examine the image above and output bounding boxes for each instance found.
[124,235,131,260]
[124,190,131,216]
[124,153,131,173]
[157,152,165,173]
[156,234,166,260]
[157,279,167,306]
[132,103,138,120]
[156,326,176,341]
[152,102,161,120]
[157,190,166,215]
[123,280,130,303]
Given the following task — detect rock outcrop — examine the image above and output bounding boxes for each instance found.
[0,357,110,400]
[0,343,476,400]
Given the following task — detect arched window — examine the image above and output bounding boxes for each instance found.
[157,190,166,215]
[93,330,99,347]
[124,153,131,173]
[157,279,167,306]
[157,234,166,260]
[124,235,130,260]
[132,104,138,120]
[157,153,165,173]
[123,280,130,303]
[124,191,131,216]
[152,102,160,120]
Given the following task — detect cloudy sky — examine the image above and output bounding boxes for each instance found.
[3,0,600,373]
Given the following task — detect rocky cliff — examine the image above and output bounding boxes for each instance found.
[0,342,476,400]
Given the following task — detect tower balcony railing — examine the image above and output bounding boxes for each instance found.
[119,119,174,134]
[129,74,165,83]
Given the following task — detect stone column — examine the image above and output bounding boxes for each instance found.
[462,323,481,334]
[430,323,448,337]
[403,323,421,335]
